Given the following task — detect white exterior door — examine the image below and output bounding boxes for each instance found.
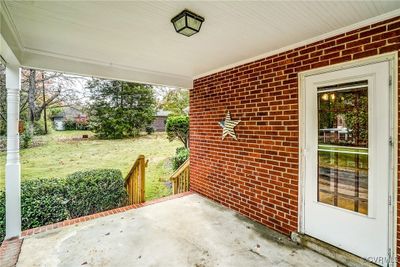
[303,61,391,263]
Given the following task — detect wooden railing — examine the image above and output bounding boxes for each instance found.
[170,159,190,194]
[125,155,147,204]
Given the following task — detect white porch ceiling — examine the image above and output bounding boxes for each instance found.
[2,1,400,88]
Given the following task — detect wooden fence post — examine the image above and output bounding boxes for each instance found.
[139,155,145,203]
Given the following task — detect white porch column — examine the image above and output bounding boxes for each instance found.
[5,64,21,239]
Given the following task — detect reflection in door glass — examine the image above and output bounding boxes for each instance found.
[317,81,368,215]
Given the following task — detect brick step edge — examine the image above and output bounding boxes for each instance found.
[9,191,194,240]
[0,238,23,267]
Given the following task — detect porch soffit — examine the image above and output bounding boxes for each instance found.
[1,1,400,87]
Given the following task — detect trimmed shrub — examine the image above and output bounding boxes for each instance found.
[20,130,33,149]
[76,120,89,130]
[33,120,47,135]
[145,125,155,135]
[21,178,69,230]
[66,169,128,218]
[166,115,189,148]
[0,168,128,242]
[172,147,189,171]
[0,178,69,242]
[64,119,77,130]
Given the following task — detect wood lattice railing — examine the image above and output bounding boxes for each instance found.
[170,159,190,194]
[125,155,147,204]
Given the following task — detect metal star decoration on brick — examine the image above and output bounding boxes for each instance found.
[219,111,241,140]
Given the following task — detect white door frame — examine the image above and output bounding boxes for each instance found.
[298,52,398,264]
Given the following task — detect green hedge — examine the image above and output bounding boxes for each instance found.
[21,178,69,230]
[172,147,189,171]
[0,169,128,242]
[66,169,128,218]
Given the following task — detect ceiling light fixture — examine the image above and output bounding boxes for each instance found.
[171,9,205,37]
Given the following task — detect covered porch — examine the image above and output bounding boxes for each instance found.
[1,1,400,266]
[16,193,336,266]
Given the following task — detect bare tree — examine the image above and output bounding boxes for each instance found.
[0,67,88,135]
[21,69,85,134]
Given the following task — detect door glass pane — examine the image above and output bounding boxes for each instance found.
[317,81,368,215]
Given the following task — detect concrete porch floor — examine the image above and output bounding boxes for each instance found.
[17,194,340,267]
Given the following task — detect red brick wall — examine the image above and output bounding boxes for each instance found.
[190,16,400,251]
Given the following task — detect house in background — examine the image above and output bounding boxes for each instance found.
[151,109,171,132]
[51,107,88,131]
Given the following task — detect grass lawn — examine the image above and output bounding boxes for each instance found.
[0,131,181,200]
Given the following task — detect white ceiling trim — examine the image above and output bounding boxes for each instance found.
[0,1,23,52]
[21,48,192,88]
[22,49,192,88]
[0,35,19,66]
[23,47,192,82]
[194,8,400,80]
